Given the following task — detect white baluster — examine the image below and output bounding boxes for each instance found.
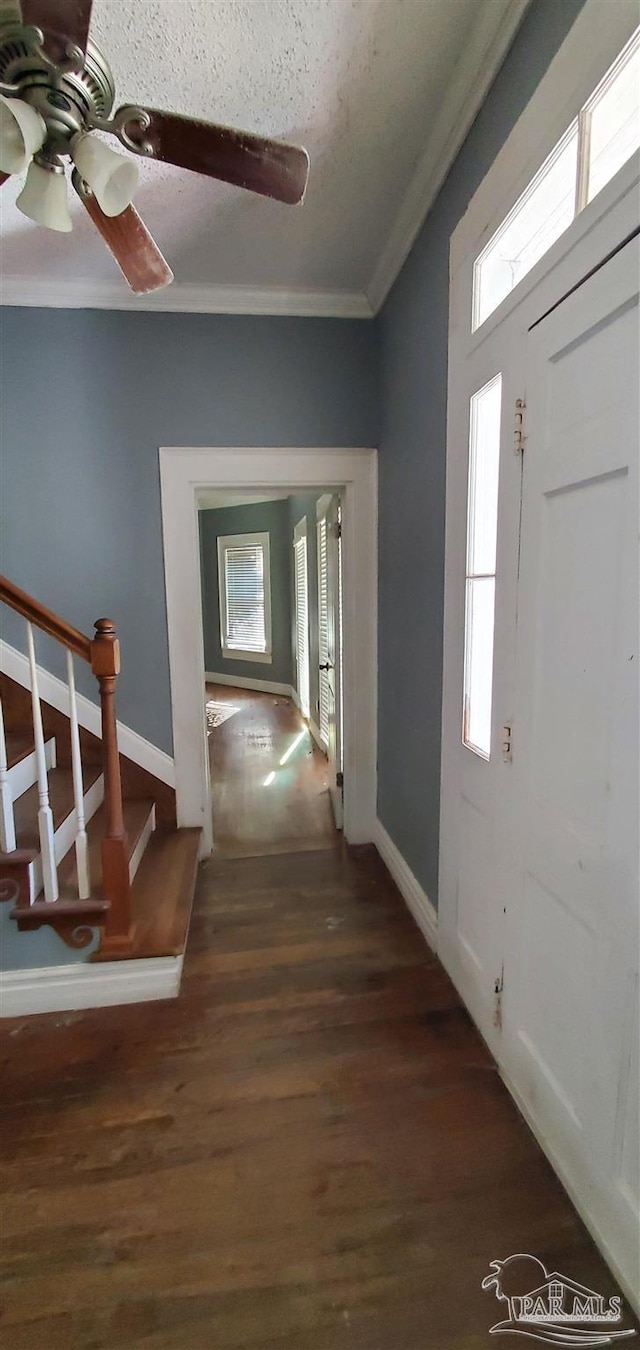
[26,622,58,903]
[66,649,90,899]
[0,695,17,853]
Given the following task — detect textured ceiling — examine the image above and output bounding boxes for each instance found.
[0,0,523,304]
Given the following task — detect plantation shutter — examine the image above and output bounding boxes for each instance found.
[317,517,329,745]
[294,530,310,716]
[224,543,266,652]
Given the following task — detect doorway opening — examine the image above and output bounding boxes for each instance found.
[197,487,346,859]
[160,445,377,856]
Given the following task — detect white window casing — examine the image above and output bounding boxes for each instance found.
[217,531,272,664]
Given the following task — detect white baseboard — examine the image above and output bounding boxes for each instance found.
[1,641,175,787]
[0,954,183,1017]
[500,1067,640,1318]
[373,819,438,954]
[205,671,293,698]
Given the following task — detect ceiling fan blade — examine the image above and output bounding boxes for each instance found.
[21,0,93,57]
[117,107,309,206]
[77,185,173,295]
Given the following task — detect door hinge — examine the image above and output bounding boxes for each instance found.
[501,723,513,762]
[514,398,526,454]
[336,771,344,789]
[334,520,342,540]
[493,968,504,1030]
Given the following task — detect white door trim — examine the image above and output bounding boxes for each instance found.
[159,447,377,854]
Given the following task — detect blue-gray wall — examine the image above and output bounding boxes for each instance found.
[376,0,587,906]
[0,312,378,754]
[0,905,99,972]
[199,498,293,685]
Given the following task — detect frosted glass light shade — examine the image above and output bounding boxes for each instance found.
[16,161,73,232]
[0,95,46,174]
[72,134,138,216]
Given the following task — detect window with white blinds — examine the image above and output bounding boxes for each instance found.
[217,532,272,663]
[317,516,329,747]
[294,519,310,717]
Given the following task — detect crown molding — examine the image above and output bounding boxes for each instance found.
[365,0,534,313]
[0,275,374,318]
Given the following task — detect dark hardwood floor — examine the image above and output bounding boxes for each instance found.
[206,684,337,858]
[1,845,635,1349]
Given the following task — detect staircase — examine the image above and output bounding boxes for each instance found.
[0,574,201,971]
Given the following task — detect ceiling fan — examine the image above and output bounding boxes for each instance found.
[0,0,310,293]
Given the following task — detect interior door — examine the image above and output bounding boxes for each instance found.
[321,495,343,829]
[505,237,639,1288]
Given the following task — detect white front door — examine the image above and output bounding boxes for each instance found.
[317,494,343,829]
[505,236,639,1279]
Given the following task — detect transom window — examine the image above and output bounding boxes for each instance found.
[463,374,502,758]
[473,26,640,331]
[218,532,272,664]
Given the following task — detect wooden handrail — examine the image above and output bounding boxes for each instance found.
[0,574,92,663]
[0,575,133,953]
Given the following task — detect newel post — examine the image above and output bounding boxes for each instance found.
[91,618,133,953]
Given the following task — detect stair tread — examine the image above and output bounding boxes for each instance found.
[56,797,154,899]
[91,827,201,962]
[5,733,36,770]
[12,765,103,851]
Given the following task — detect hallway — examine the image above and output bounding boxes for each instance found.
[1,845,634,1349]
[206,683,337,858]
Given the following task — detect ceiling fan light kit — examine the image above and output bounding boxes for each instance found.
[16,153,71,229]
[0,0,310,294]
[71,131,137,217]
[0,92,46,172]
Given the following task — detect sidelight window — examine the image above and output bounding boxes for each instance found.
[463,374,502,758]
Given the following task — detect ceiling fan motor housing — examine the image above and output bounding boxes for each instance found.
[0,17,114,154]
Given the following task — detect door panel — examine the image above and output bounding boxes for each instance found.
[505,238,639,1288]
